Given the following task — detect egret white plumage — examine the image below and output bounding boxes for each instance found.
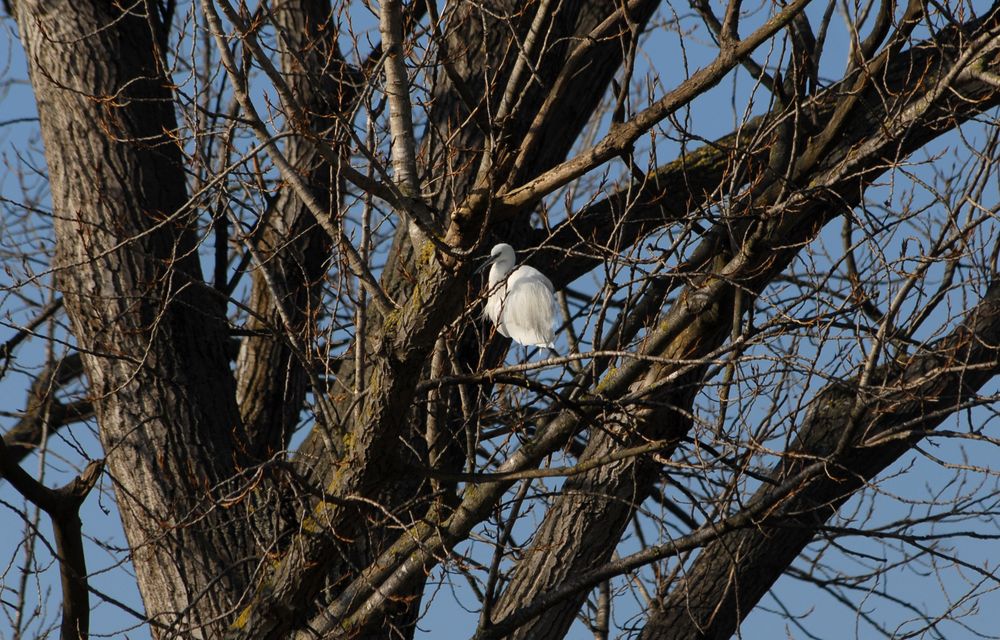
[478,243,556,349]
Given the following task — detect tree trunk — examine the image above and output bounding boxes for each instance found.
[16,1,253,635]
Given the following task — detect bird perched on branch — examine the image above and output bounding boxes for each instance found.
[477,243,556,350]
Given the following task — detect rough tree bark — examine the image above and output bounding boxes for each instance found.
[14,1,255,636]
[641,278,1000,639]
[488,8,1000,636]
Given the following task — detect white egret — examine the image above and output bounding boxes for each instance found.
[477,243,556,349]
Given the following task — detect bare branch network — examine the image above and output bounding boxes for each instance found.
[2,0,1000,639]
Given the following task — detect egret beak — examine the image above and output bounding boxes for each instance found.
[473,255,495,274]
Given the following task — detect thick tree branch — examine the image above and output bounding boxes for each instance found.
[481,11,1000,637]
[239,1,667,636]
[379,0,430,246]
[0,439,104,640]
[453,0,813,224]
[304,14,1000,634]
[470,276,1000,639]
[640,276,1000,639]
[202,0,396,318]
[233,0,349,458]
[2,353,90,468]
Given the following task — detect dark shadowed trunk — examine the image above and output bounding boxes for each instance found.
[15,1,253,634]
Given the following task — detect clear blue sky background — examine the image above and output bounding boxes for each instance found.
[2,2,999,638]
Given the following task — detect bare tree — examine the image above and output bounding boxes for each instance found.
[2,0,1000,639]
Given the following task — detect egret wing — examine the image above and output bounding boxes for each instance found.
[501,268,555,348]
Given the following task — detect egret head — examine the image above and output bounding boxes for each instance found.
[475,243,516,274]
[490,243,516,267]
